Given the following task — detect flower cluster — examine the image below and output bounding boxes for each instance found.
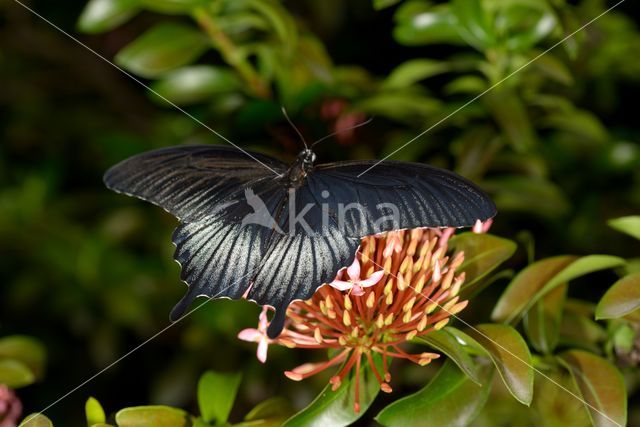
[239,226,476,412]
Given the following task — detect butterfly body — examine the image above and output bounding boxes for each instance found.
[104,145,496,337]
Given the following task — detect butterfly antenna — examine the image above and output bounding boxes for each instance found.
[281,106,309,150]
[311,117,374,148]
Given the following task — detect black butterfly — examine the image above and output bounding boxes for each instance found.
[104,145,496,337]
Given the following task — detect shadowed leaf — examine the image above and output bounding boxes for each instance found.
[557,350,627,427]
[524,283,567,353]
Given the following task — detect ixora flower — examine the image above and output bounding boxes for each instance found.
[239,225,483,412]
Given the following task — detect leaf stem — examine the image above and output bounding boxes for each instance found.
[192,7,271,98]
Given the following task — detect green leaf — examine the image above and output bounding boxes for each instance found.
[373,0,402,10]
[0,335,46,379]
[451,0,495,49]
[608,216,640,241]
[492,255,625,324]
[485,176,570,219]
[595,272,640,319]
[468,324,533,405]
[375,359,493,427]
[139,0,206,14]
[86,397,107,426]
[484,88,536,152]
[393,3,465,46]
[0,359,36,388]
[448,232,516,295]
[150,66,242,105]
[504,8,556,51]
[19,414,54,427]
[77,0,140,34]
[416,328,483,385]
[197,371,242,424]
[283,354,383,427]
[242,0,297,48]
[383,59,449,89]
[115,406,192,427]
[524,283,567,354]
[557,350,627,427]
[115,23,208,78]
[492,256,575,323]
[237,397,294,426]
[357,92,441,123]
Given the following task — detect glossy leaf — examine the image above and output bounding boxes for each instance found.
[383,59,449,89]
[77,0,140,34]
[283,354,383,427]
[375,359,493,427]
[558,350,627,427]
[448,232,516,294]
[150,66,242,105]
[0,359,35,388]
[86,397,107,426]
[524,283,567,354]
[468,324,533,405]
[115,406,192,427]
[0,335,46,379]
[595,272,640,319]
[608,216,640,241]
[417,328,483,385]
[197,371,242,425]
[115,23,208,78]
[393,3,465,46]
[492,256,576,323]
[492,255,625,323]
[19,414,54,427]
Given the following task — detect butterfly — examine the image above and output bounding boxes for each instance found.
[104,145,496,337]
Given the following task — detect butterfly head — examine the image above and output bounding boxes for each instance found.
[287,149,316,185]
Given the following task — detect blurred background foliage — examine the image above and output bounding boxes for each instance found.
[1,0,640,425]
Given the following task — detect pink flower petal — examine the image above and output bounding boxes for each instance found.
[347,258,361,280]
[238,328,261,342]
[329,280,354,291]
[257,338,268,363]
[358,270,385,287]
[472,219,483,234]
[351,285,365,296]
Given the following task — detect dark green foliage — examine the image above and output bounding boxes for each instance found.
[2,0,640,425]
